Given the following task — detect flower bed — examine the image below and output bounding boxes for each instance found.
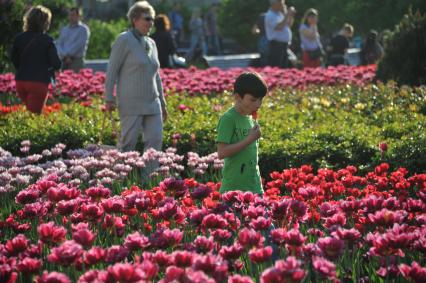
[0,144,425,282]
[1,83,425,173]
[0,65,377,101]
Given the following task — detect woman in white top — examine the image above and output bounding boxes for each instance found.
[299,8,323,68]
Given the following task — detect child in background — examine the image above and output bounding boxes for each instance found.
[216,72,268,194]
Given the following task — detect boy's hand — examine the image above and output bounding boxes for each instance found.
[248,123,261,142]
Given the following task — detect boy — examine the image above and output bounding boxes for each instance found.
[216,72,268,194]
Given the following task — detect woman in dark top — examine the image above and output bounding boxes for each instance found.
[360,30,384,65]
[327,23,354,66]
[11,5,61,114]
[150,14,176,68]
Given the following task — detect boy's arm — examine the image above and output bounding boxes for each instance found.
[217,124,261,159]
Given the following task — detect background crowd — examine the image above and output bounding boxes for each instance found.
[4,0,401,73]
[5,0,425,116]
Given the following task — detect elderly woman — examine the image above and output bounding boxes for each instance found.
[105,1,168,158]
[11,5,61,114]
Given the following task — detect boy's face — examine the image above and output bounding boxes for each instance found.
[235,93,264,115]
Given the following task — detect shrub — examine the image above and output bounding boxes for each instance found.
[376,9,426,86]
[86,19,128,59]
[1,83,425,174]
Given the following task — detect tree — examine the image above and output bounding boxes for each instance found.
[376,9,426,86]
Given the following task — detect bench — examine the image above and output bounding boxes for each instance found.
[203,53,260,69]
[85,59,108,72]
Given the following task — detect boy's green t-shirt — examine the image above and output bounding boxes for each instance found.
[216,107,263,194]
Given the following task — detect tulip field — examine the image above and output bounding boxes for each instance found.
[0,66,425,282]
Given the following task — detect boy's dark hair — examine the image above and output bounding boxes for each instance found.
[70,7,80,15]
[234,72,268,98]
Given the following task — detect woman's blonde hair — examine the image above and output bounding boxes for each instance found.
[127,1,155,27]
[23,5,52,32]
[301,8,318,26]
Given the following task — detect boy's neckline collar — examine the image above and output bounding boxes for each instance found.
[233,106,249,117]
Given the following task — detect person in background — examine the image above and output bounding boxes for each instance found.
[151,14,176,68]
[360,29,384,65]
[185,7,207,62]
[56,7,90,73]
[264,0,296,68]
[11,5,61,114]
[299,8,323,68]
[104,1,168,178]
[252,12,269,66]
[168,2,184,47]
[205,2,222,55]
[327,23,354,66]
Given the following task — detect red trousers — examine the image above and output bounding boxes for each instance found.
[302,51,322,68]
[16,80,49,114]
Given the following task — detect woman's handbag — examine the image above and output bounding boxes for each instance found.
[168,54,187,68]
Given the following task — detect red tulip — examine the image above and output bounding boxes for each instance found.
[35,271,71,283]
[78,270,107,283]
[85,186,111,201]
[107,263,143,282]
[201,214,228,230]
[124,231,150,251]
[317,237,344,260]
[105,245,129,263]
[16,257,42,273]
[194,236,214,253]
[238,228,264,249]
[5,234,28,256]
[38,222,67,245]
[261,256,306,283]
[285,228,307,247]
[15,187,40,204]
[229,274,254,283]
[379,142,388,152]
[250,216,272,231]
[219,243,244,260]
[101,197,125,213]
[399,261,426,283]
[163,266,185,282]
[151,250,173,267]
[81,203,104,220]
[72,228,96,248]
[47,240,83,266]
[83,246,105,266]
[0,264,17,283]
[249,246,273,263]
[312,256,337,280]
[211,229,232,242]
[172,250,195,267]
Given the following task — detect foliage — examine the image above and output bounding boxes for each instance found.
[218,0,269,50]
[376,9,426,86]
[85,19,128,60]
[1,83,425,175]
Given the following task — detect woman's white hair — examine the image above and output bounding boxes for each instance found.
[127,1,155,26]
